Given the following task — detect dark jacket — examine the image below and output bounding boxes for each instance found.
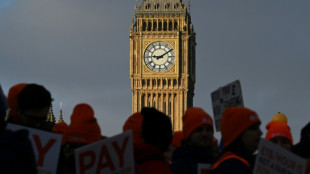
[170,144,214,174]
[291,122,310,174]
[210,151,252,174]
[0,127,37,174]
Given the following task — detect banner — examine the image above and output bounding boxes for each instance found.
[6,123,62,174]
[253,138,307,174]
[211,80,243,131]
[75,130,134,174]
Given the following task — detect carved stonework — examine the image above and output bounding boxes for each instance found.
[166,65,175,73]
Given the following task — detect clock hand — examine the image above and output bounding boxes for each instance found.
[152,49,173,60]
[152,55,160,59]
[157,49,173,59]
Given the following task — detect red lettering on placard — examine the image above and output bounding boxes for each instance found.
[33,135,57,166]
[112,136,129,168]
[96,145,115,173]
[79,151,96,174]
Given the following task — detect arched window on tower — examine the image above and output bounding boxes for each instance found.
[142,21,146,31]
[154,3,159,10]
[142,79,146,87]
[145,3,151,9]
[173,79,177,87]
[141,94,145,108]
[168,101,171,115]
[163,79,167,87]
[163,101,166,114]
[153,95,156,107]
[174,21,178,31]
[165,3,170,9]
[147,21,152,31]
[163,21,167,31]
[169,21,173,31]
[159,21,162,31]
[173,3,179,9]
[148,94,151,107]
[153,21,157,31]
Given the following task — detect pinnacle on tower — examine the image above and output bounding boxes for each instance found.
[4,108,11,121]
[47,104,56,123]
[57,101,64,123]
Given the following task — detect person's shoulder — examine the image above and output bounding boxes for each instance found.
[139,159,172,174]
[212,158,251,174]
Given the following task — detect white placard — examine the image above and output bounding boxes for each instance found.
[6,123,62,174]
[211,80,243,131]
[253,138,307,174]
[75,130,134,174]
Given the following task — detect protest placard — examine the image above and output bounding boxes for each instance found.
[75,130,134,174]
[211,80,243,131]
[253,138,307,174]
[6,123,62,174]
[197,163,212,174]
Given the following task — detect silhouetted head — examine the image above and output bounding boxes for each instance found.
[300,122,310,147]
[18,84,52,129]
[141,107,172,152]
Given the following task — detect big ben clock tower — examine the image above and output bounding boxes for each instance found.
[129,0,196,131]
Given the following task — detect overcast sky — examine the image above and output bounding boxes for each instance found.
[1,0,309,144]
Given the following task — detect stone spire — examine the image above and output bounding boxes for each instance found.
[4,108,11,121]
[57,102,64,123]
[47,104,56,123]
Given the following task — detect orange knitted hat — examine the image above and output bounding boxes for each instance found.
[53,122,69,134]
[123,112,144,144]
[171,131,184,147]
[221,107,261,148]
[265,121,293,145]
[7,83,28,123]
[182,107,214,139]
[66,103,101,144]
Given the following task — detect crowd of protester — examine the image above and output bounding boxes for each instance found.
[0,82,309,174]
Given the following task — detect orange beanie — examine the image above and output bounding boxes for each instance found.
[53,122,69,134]
[123,112,144,144]
[221,107,261,148]
[265,121,293,145]
[7,83,28,123]
[182,107,214,139]
[66,103,101,144]
[171,131,184,147]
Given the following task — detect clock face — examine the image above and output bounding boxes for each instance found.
[144,41,175,72]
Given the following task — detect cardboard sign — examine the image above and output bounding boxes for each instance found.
[253,138,307,174]
[75,130,134,174]
[6,123,62,174]
[197,163,212,174]
[211,80,243,131]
